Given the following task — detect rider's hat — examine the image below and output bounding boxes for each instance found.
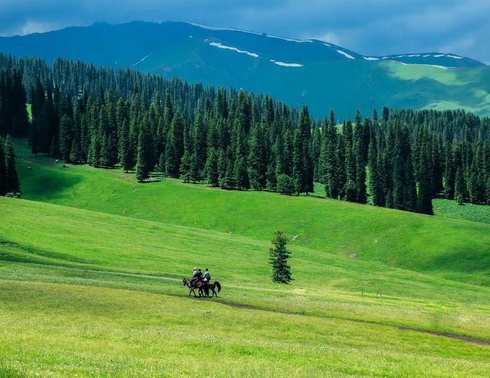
[193,267,197,270]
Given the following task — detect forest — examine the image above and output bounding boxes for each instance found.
[1,53,490,215]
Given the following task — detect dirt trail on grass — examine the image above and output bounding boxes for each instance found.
[213,300,490,346]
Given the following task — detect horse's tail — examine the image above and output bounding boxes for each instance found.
[215,281,221,292]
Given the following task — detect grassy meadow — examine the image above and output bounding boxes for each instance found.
[0,139,489,376]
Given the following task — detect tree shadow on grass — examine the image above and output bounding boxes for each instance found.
[420,248,490,275]
[20,168,84,201]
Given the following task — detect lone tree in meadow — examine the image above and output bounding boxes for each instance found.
[269,231,292,284]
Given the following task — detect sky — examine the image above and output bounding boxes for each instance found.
[0,0,489,64]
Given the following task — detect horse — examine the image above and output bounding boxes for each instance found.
[205,280,221,297]
[182,278,208,297]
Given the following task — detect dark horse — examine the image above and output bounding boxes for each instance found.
[205,280,221,297]
[182,278,206,297]
[182,278,221,297]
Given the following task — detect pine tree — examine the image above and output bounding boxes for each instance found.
[165,111,185,178]
[443,145,455,199]
[4,135,20,194]
[135,117,152,183]
[248,122,267,190]
[454,167,466,204]
[119,119,133,172]
[277,174,295,195]
[193,111,207,178]
[205,147,219,187]
[0,136,6,195]
[292,130,303,194]
[417,145,434,215]
[269,231,292,284]
[335,134,346,199]
[180,150,192,183]
[58,114,73,162]
[298,105,314,194]
[234,155,249,190]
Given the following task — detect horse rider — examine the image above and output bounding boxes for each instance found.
[203,268,211,282]
[190,267,199,288]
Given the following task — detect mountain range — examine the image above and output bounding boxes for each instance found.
[1,21,489,120]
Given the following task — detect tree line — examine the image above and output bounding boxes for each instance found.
[0,53,489,213]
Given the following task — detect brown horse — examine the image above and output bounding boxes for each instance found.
[182,278,208,297]
[205,280,221,297]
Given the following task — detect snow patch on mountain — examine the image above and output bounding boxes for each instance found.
[337,50,355,60]
[266,35,312,43]
[363,56,379,61]
[433,54,446,58]
[447,54,463,60]
[430,65,448,70]
[209,42,259,58]
[270,60,303,67]
[188,22,261,36]
[188,21,313,44]
[132,53,152,67]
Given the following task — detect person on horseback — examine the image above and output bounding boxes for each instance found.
[190,267,199,288]
[203,268,211,282]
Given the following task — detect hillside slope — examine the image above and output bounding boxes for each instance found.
[2,196,490,338]
[15,141,490,286]
[0,21,489,119]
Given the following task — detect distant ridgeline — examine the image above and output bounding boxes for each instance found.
[1,53,489,214]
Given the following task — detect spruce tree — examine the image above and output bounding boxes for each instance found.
[0,136,6,195]
[119,119,133,172]
[269,231,292,284]
[234,155,249,190]
[248,122,267,190]
[417,146,434,215]
[135,118,152,182]
[4,135,20,194]
[454,167,466,204]
[205,147,219,186]
[180,150,192,183]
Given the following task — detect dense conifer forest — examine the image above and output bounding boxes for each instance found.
[1,53,490,214]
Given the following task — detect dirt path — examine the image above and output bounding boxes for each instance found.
[213,299,490,346]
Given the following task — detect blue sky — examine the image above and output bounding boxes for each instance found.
[1,0,488,63]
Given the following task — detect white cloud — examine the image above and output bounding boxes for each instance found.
[303,32,341,46]
[18,21,62,35]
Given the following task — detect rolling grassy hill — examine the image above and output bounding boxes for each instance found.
[15,140,490,286]
[1,196,490,376]
[1,140,490,375]
[1,21,489,119]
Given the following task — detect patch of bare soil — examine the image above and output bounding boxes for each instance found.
[1,242,19,247]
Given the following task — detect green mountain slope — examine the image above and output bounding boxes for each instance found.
[0,21,489,119]
[2,140,490,375]
[15,140,490,286]
[1,195,490,376]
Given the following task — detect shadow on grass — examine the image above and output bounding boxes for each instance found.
[421,248,490,275]
[20,169,84,200]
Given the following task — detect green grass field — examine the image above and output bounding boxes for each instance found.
[1,139,489,376]
[433,198,490,225]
